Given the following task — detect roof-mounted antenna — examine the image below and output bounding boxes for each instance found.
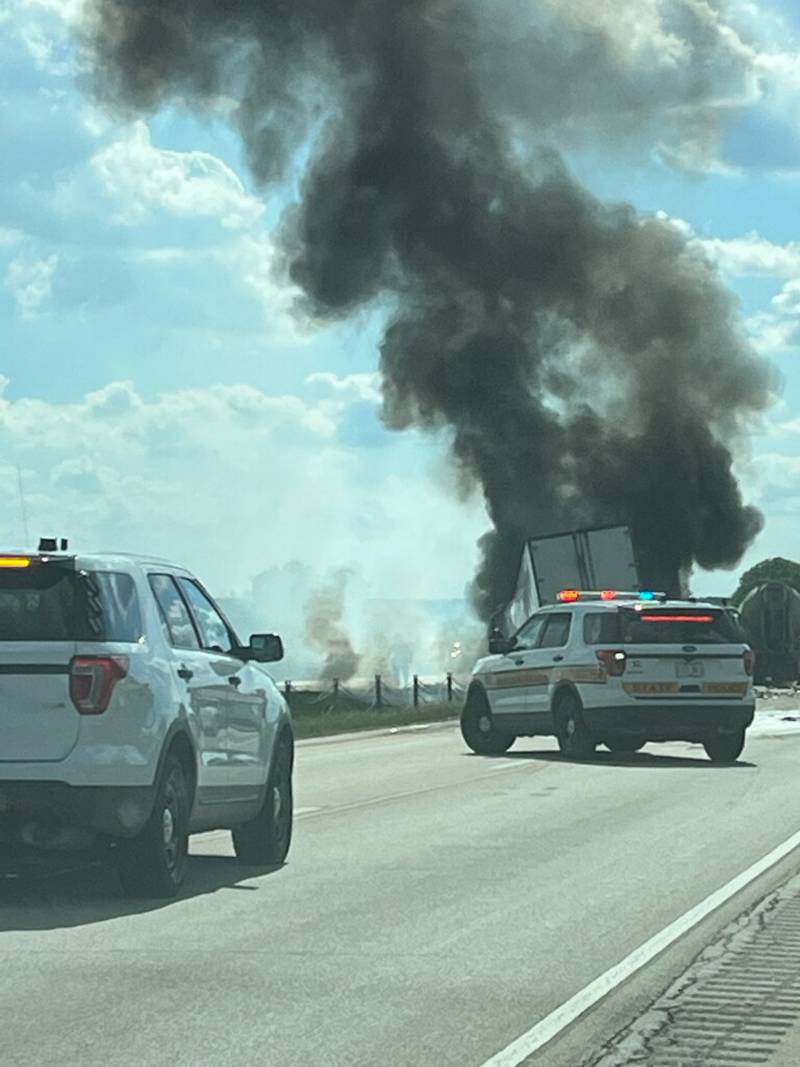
[16,465,30,548]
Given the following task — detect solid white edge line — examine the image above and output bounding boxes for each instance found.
[479,825,800,1067]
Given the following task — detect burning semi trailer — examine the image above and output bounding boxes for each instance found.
[82,1,773,611]
[496,525,642,636]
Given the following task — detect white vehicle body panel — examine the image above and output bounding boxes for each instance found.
[472,598,755,743]
[0,550,292,840]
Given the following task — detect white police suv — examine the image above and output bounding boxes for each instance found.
[0,542,293,897]
[461,590,755,764]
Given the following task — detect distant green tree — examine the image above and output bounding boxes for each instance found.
[731,557,800,607]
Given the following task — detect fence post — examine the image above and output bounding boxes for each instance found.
[447,671,453,703]
[413,674,419,708]
[375,673,383,708]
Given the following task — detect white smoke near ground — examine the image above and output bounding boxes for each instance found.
[221,561,485,687]
[303,569,361,682]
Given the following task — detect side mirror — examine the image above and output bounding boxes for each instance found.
[248,633,284,663]
[488,628,512,656]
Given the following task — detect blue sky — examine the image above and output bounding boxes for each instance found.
[1,0,800,621]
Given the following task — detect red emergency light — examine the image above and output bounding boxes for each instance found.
[557,589,580,602]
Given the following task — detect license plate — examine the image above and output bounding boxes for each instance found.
[676,661,704,678]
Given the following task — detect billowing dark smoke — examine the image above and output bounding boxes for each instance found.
[84,1,773,613]
[304,571,360,682]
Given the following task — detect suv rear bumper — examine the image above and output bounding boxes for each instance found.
[0,781,157,844]
[584,702,755,742]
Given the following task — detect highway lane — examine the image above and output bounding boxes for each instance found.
[2,717,800,1067]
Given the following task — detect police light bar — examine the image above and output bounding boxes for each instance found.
[556,590,667,603]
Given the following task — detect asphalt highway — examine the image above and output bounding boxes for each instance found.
[3,712,800,1067]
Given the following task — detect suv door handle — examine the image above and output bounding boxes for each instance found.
[513,657,525,666]
[552,655,564,662]
[228,675,242,687]
[177,666,194,681]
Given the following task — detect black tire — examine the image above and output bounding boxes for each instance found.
[605,738,646,755]
[117,754,190,898]
[703,731,745,764]
[233,734,293,865]
[555,691,596,760]
[460,688,515,755]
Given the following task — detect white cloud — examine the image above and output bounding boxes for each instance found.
[4,251,58,318]
[747,451,800,492]
[772,279,800,316]
[653,213,800,356]
[305,371,382,402]
[545,0,691,70]
[0,0,86,76]
[0,227,24,248]
[700,235,800,279]
[744,312,800,356]
[218,233,303,337]
[0,378,487,604]
[655,213,800,278]
[89,121,264,229]
[23,0,85,20]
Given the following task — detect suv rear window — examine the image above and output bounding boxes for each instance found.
[619,607,744,645]
[0,566,75,641]
[583,607,745,645]
[0,565,142,642]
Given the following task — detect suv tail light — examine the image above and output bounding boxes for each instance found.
[596,649,627,677]
[743,649,755,677]
[69,656,128,714]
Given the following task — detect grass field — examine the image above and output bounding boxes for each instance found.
[291,701,460,739]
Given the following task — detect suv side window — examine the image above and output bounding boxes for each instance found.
[148,575,200,650]
[177,578,236,654]
[583,611,621,645]
[514,614,547,650]
[82,572,143,642]
[539,612,572,649]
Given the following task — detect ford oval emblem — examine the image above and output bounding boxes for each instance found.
[683,645,697,653]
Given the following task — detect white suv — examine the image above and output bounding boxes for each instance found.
[462,591,755,764]
[0,545,294,897]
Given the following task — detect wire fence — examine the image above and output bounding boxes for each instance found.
[282,673,468,715]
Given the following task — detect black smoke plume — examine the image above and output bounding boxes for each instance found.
[83,1,774,613]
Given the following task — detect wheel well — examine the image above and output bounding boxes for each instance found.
[466,681,489,707]
[551,682,581,721]
[167,732,197,804]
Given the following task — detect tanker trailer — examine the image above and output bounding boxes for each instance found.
[739,581,800,686]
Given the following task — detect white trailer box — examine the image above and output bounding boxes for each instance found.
[503,525,639,633]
